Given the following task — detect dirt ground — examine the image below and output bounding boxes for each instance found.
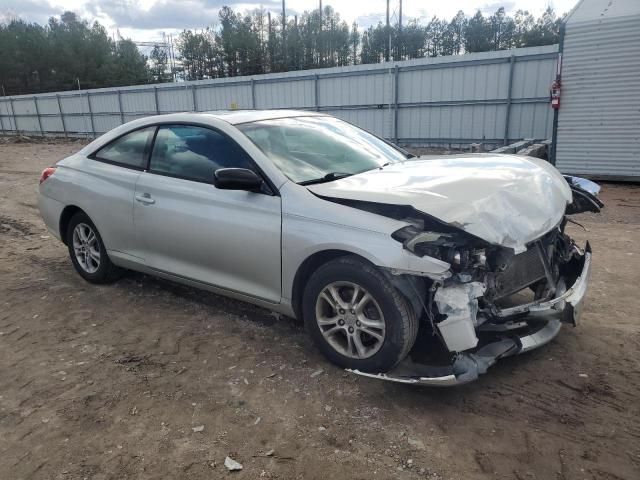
[1,138,639,480]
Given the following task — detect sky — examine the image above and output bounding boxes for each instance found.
[2,0,579,44]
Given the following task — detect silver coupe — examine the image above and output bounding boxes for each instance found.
[38,111,602,385]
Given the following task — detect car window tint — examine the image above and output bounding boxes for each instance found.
[94,127,155,169]
[150,125,254,183]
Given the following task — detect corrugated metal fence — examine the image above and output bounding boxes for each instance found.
[0,45,557,147]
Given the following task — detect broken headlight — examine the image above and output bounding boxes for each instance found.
[392,225,488,269]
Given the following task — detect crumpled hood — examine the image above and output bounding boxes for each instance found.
[307,154,572,253]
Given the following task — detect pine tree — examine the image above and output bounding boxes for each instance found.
[0,5,568,94]
[464,11,492,53]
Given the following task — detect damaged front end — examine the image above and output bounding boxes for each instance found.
[349,176,601,386]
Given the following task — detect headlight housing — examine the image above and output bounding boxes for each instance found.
[392,225,488,270]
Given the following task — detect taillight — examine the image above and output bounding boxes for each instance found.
[39,166,57,185]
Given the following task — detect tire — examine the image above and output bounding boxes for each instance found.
[302,255,418,373]
[66,211,122,284]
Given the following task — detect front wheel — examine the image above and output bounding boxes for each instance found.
[302,256,418,373]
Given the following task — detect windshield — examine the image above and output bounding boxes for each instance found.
[237,116,408,184]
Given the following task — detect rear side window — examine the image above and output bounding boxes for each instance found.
[149,125,254,183]
[93,127,155,169]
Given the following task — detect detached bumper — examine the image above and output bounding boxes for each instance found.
[348,243,592,387]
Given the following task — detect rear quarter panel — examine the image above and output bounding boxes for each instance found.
[37,191,66,240]
[41,154,141,256]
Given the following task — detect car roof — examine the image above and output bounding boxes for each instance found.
[76,109,329,165]
[195,109,326,125]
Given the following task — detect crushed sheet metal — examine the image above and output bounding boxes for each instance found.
[388,266,451,281]
[307,154,572,253]
[565,175,601,196]
[346,369,460,386]
[347,318,564,386]
[515,319,562,354]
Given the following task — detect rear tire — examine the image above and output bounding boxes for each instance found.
[302,256,418,373]
[66,212,122,284]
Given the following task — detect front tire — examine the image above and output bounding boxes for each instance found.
[66,212,122,284]
[302,256,418,373]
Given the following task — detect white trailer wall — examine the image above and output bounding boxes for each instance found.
[555,0,640,179]
[0,45,557,147]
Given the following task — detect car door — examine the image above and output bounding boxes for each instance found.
[133,124,282,303]
[83,126,156,259]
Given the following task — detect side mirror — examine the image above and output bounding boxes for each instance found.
[213,168,263,192]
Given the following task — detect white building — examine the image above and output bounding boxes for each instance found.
[555,0,640,179]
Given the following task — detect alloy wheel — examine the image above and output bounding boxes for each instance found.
[314,281,386,359]
[72,223,100,274]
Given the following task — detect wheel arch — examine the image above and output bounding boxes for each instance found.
[291,249,377,321]
[59,205,85,245]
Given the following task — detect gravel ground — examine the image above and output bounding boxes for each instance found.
[1,138,639,480]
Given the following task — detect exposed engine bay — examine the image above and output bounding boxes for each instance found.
[324,176,603,385]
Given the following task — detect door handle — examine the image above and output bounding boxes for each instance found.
[135,193,155,205]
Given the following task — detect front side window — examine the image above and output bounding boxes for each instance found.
[149,125,254,183]
[93,127,155,169]
[237,116,409,184]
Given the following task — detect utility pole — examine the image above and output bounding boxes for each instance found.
[168,34,177,81]
[330,17,335,66]
[398,0,403,60]
[282,0,287,69]
[319,0,323,67]
[385,0,390,62]
[268,12,273,72]
[294,15,298,69]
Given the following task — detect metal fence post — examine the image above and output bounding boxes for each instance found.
[503,55,515,145]
[86,91,95,138]
[33,96,43,136]
[191,84,198,111]
[56,94,67,138]
[117,90,125,125]
[393,65,400,143]
[0,101,5,136]
[550,23,565,166]
[154,86,160,114]
[8,97,18,135]
[314,74,319,112]
[250,78,256,109]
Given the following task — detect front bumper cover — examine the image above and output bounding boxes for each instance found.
[347,243,592,386]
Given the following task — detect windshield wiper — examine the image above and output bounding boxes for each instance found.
[299,172,354,186]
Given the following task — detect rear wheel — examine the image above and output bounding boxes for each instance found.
[66,212,122,283]
[303,256,418,373]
